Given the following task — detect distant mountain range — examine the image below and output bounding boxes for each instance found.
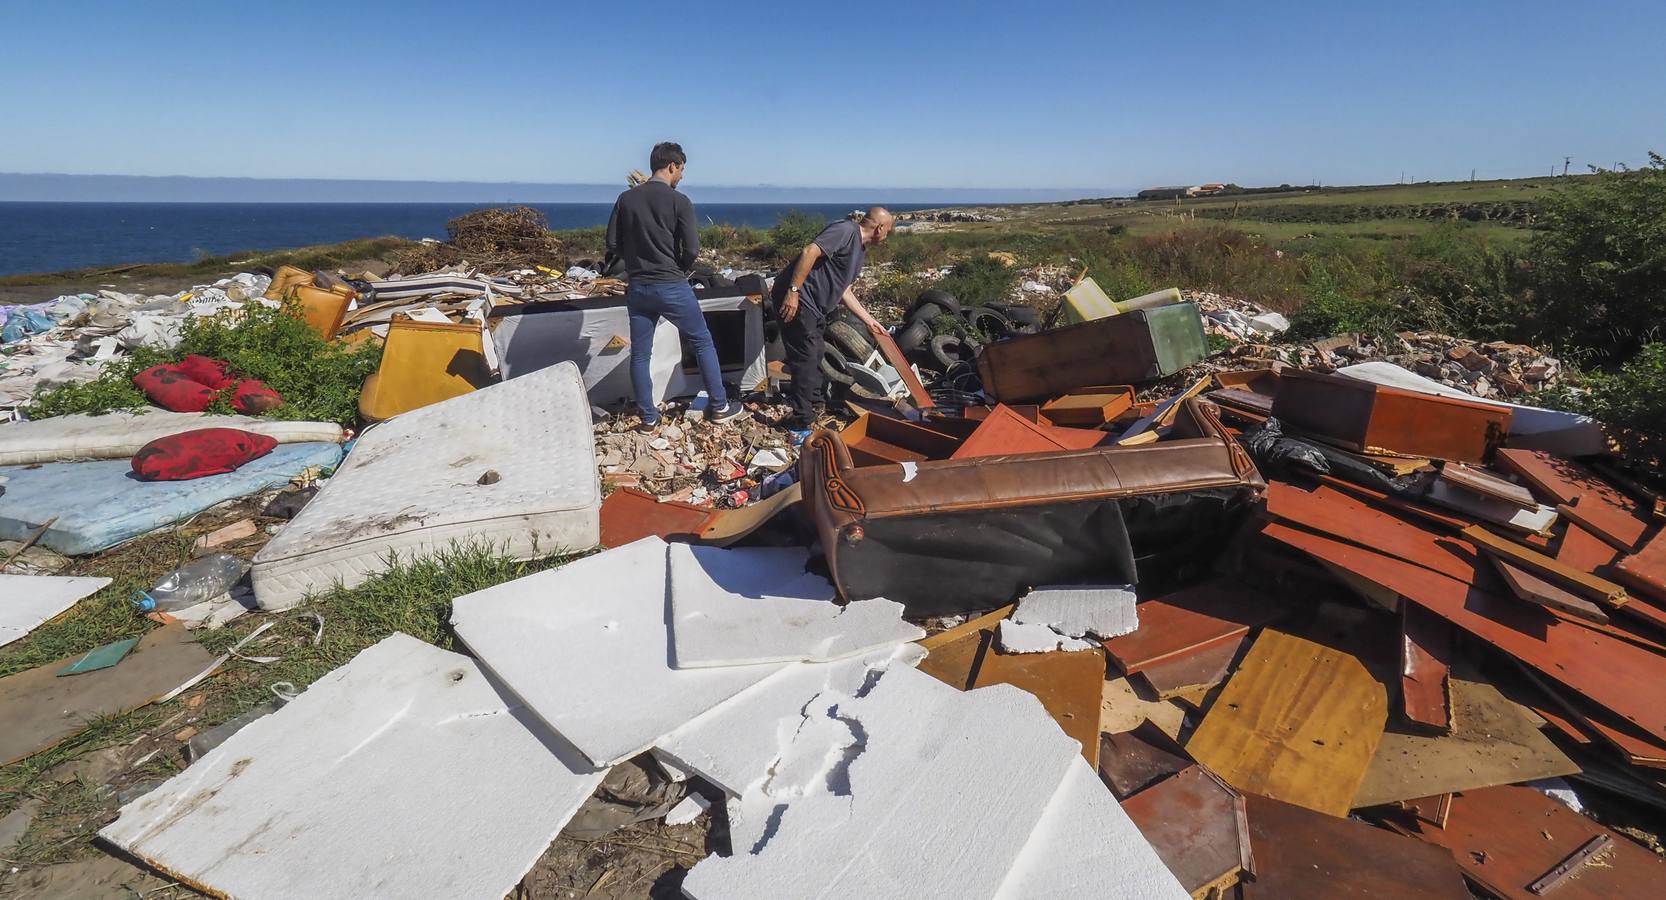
[0,173,1123,205]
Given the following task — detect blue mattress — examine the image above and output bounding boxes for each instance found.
[0,442,343,556]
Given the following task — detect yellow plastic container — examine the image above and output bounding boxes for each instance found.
[282,284,354,340]
[1061,276,1118,323]
[358,317,493,422]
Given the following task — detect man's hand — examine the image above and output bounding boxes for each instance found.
[862,317,887,340]
[780,294,799,323]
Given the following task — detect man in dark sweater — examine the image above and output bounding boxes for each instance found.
[771,207,895,431]
[605,142,742,430]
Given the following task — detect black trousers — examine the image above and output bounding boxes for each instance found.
[780,308,828,427]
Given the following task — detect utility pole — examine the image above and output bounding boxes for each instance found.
[1470,169,1476,182]
[1563,156,1572,176]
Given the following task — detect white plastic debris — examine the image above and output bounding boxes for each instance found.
[1010,584,1138,640]
[996,619,1100,654]
[665,793,712,825]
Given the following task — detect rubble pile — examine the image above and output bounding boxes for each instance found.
[6,256,1666,899]
[387,205,564,274]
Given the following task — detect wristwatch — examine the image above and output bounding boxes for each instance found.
[788,285,801,293]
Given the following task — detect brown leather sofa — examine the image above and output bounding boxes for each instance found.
[799,398,1265,615]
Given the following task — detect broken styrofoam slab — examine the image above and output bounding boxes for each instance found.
[99,633,605,900]
[669,544,924,669]
[0,575,111,648]
[665,793,712,825]
[451,537,785,767]
[683,664,1079,900]
[997,619,1100,654]
[993,757,1189,899]
[1011,584,1139,639]
[655,643,926,797]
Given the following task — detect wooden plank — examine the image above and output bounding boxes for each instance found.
[1464,525,1629,607]
[1492,555,1610,623]
[1441,462,1537,508]
[1240,792,1470,899]
[1099,676,1186,740]
[1267,482,1482,583]
[1353,678,1580,808]
[1040,386,1134,427]
[1616,525,1666,604]
[915,627,990,692]
[598,487,713,548]
[1263,521,1666,748]
[1556,521,1623,571]
[1558,499,1649,553]
[696,484,801,548]
[1097,722,1191,799]
[972,644,1106,766]
[1400,604,1453,732]
[1185,630,1388,817]
[871,330,934,409]
[1496,448,1642,511]
[1102,579,1289,674]
[1121,766,1249,897]
[0,625,216,765]
[1136,632,1244,700]
[1386,786,1666,900]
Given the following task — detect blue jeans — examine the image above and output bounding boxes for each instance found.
[626,280,728,422]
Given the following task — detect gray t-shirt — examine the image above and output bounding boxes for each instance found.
[775,219,865,319]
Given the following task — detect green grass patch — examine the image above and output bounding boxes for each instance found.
[27,302,381,428]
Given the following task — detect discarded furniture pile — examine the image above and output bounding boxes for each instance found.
[7,261,1666,898]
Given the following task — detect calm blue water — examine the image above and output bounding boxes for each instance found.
[0,201,947,276]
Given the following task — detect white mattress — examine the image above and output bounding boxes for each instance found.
[251,361,599,610]
[0,411,344,465]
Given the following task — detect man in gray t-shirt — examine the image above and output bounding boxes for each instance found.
[770,207,894,429]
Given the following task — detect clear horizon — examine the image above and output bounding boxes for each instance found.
[4,1,1660,196]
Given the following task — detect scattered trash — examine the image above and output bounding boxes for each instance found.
[133,553,244,613]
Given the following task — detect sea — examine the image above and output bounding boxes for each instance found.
[0,201,951,277]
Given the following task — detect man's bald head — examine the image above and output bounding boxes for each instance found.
[859,206,895,245]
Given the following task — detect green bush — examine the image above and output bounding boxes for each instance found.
[1530,153,1666,362]
[1539,343,1666,480]
[935,254,1021,307]
[28,303,380,428]
[767,210,830,264]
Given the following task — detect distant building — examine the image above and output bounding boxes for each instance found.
[1137,183,1228,201]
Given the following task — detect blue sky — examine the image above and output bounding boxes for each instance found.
[2,1,1662,197]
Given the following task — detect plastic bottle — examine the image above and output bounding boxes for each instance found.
[132,554,245,612]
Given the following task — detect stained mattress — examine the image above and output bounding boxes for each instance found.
[0,411,344,465]
[0,442,344,556]
[251,361,600,611]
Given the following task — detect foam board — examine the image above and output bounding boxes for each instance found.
[1011,584,1139,639]
[99,633,605,900]
[683,665,1079,900]
[0,575,111,647]
[656,644,925,797]
[451,537,783,766]
[997,619,1100,653]
[669,544,923,668]
[994,757,1190,899]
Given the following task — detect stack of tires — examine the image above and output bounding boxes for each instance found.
[817,290,1042,402]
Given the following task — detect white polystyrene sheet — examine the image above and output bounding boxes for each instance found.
[668,544,924,668]
[1010,584,1139,640]
[993,758,1189,899]
[1337,361,1604,456]
[451,537,784,767]
[655,644,925,797]
[682,665,1079,900]
[0,411,344,466]
[996,619,1100,654]
[99,633,605,900]
[0,574,111,647]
